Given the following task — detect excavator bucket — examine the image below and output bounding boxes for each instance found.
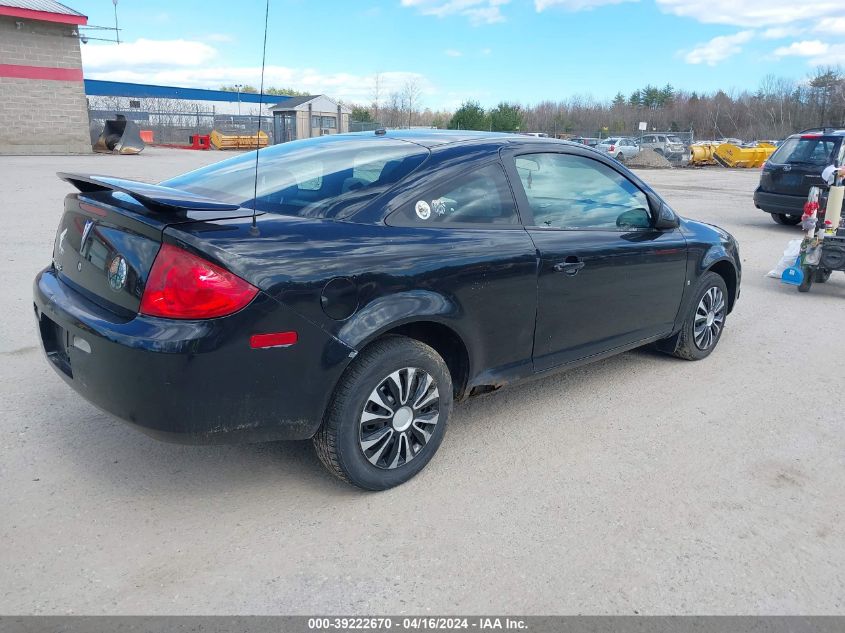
[92,114,145,155]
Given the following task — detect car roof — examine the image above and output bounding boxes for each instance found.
[334,129,575,149]
[790,128,845,138]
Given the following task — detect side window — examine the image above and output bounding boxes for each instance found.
[287,159,322,191]
[514,153,651,230]
[390,163,519,227]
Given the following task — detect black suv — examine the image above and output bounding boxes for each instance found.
[754,128,845,225]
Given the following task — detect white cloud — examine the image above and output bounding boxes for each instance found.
[480,48,492,55]
[82,39,434,104]
[683,30,754,65]
[444,49,463,57]
[535,0,638,11]
[761,26,795,40]
[774,40,830,57]
[655,0,842,27]
[816,17,845,34]
[81,38,217,69]
[400,0,509,24]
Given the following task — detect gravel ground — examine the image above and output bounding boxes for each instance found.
[1,148,843,615]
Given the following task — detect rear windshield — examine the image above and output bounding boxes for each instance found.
[770,136,840,166]
[162,135,429,219]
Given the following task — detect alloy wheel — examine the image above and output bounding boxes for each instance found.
[359,367,440,470]
[694,286,726,350]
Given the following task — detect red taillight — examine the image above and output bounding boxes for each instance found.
[140,243,258,319]
[801,134,821,139]
[609,145,615,152]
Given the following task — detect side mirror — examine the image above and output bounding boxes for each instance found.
[654,201,680,230]
[616,208,652,230]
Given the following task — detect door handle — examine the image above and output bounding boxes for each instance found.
[553,259,585,275]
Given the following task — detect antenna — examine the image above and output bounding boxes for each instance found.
[250,0,271,237]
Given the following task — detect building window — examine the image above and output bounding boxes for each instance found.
[312,115,337,129]
[129,100,141,109]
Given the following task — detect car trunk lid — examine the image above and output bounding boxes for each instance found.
[53,173,258,316]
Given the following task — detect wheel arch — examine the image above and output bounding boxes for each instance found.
[334,290,472,399]
[358,320,471,400]
[706,259,738,313]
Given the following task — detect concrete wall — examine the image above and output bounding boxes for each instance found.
[0,16,90,154]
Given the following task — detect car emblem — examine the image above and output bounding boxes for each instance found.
[783,165,792,172]
[107,255,128,292]
[80,219,95,251]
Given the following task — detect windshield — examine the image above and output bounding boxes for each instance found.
[162,135,429,219]
[770,136,839,166]
[668,136,683,143]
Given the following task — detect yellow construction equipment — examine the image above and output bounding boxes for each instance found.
[210,129,269,150]
[689,143,719,166]
[713,143,775,169]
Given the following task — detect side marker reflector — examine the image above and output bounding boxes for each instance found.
[250,331,298,349]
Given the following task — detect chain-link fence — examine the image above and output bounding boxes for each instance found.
[348,120,382,133]
[88,109,276,146]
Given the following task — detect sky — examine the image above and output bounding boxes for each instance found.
[73,0,845,110]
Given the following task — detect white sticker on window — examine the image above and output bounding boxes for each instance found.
[432,198,448,216]
[415,200,431,220]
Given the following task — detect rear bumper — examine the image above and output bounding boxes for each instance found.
[34,267,354,443]
[753,188,805,216]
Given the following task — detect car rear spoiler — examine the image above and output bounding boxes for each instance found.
[58,173,242,213]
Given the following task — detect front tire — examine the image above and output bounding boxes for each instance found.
[661,272,729,361]
[771,213,801,226]
[313,336,452,490]
[798,267,814,292]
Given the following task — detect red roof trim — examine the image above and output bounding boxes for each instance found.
[0,6,87,25]
[0,63,83,81]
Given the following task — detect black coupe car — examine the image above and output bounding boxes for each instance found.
[34,131,741,490]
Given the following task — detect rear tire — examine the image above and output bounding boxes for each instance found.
[616,153,625,162]
[313,335,452,490]
[659,272,729,361]
[815,268,832,283]
[772,213,801,226]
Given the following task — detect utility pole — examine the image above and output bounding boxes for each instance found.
[112,0,119,44]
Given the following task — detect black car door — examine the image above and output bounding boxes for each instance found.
[503,148,687,372]
[386,161,539,384]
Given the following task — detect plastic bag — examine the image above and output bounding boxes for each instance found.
[767,239,803,278]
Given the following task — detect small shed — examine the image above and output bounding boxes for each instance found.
[269,95,351,144]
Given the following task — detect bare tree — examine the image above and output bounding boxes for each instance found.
[370,73,382,124]
[402,79,422,128]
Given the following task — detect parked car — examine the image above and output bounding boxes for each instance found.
[754,128,845,225]
[568,137,601,148]
[34,131,741,490]
[596,137,640,162]
[639,134,687,160]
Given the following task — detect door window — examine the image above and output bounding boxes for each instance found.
[390,163,519,226]
[514,153,651,230]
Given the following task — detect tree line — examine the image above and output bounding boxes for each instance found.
[345,67,845,141]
